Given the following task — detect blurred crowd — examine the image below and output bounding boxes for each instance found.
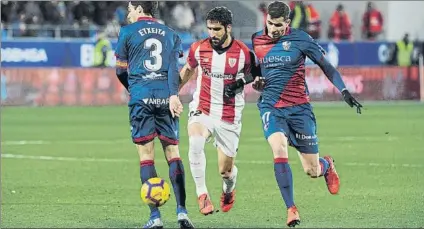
[1,1,207,39]
[259,1,384,42]
[1,1,384,42]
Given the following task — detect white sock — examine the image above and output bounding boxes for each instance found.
[223,165,238,193]
[188,136,208,197]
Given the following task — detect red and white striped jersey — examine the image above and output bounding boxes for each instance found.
[187,38,252,124]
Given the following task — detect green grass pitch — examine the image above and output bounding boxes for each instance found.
[1,102,424,228]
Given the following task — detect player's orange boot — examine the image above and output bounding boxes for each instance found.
[197,193,215,215]
[220,190,236,212]
[323,156,340,195]
[286,206,300,227]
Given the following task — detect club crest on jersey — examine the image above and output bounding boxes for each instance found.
[282,41,291,50]
[228,58,237,68]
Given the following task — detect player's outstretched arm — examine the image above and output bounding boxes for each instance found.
[302,33,363,114]
[316,58,363,114]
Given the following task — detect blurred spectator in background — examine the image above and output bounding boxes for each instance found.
[361,2,383,41]
[171,1,195,32]
[328,4,352,41]
[114,2,127,26]
[1,74,7,102]
[390,33,414,67]
[259,2,267,26]
[289,1,308,31]
[1,22,7,38]
[191,2,208,40]
[93,30,112,67]
[1,1,13,23]
[11,13,27,37]
[305,2,321,39]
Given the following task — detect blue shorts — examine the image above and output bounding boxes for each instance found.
[129,98,179,145]
[258,103,318,153]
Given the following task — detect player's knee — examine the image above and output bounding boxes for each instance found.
[188,123,209,138]
[164,145,180,161]
[137,143,155,161]
[270,144,288,159]
[188,136,206,155]
[268,133,288,158]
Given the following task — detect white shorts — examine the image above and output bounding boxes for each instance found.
[188,111,242,158]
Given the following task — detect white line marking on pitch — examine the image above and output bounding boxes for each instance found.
[1,154,423,168]
[1,140,130,146]
[1,154,132,163]
[1,136,403,146]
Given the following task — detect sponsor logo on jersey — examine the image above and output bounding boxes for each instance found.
[282,41,291,51]
[142,98,169,105]
[258,55,292,68]
[202,68,234,80]
[295,133,317,140]
[144,72,166,80]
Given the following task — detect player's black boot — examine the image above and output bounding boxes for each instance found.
[177,212,195,229]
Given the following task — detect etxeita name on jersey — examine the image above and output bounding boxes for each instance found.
[138,28,165,37]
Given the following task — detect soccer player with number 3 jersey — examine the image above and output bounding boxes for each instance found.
[115,1,194,228]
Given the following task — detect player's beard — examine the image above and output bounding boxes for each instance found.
[211,31,228,49]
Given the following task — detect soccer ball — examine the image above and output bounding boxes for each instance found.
[140,177,171,207]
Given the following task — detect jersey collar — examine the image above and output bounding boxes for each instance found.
[137,17,157,22]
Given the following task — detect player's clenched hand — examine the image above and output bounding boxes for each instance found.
[169,95,183,118]
[342,90,363,114]
[252,77,265,92]
[224,82,239,98]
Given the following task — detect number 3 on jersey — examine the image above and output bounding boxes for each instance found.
[144,38,162,71]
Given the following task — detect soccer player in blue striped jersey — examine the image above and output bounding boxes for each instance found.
[224,1,363,227]
[115,2,194,228]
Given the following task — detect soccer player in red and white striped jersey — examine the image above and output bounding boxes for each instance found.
[179,6,256,215]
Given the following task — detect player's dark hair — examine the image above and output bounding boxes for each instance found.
[130,1,158,16]
[206,6,233,27]
[267,1,291,20]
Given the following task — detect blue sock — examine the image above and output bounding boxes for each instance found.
[168,158,187,214]
[140,160,160,219]
[319,157,330,176]
[274,158,295,209]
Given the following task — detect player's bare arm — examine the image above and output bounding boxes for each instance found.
[168,35,184,118]
[179,63,196,90]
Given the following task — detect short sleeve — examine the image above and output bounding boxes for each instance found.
[187,42,199,68]
[115,28,128,61]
